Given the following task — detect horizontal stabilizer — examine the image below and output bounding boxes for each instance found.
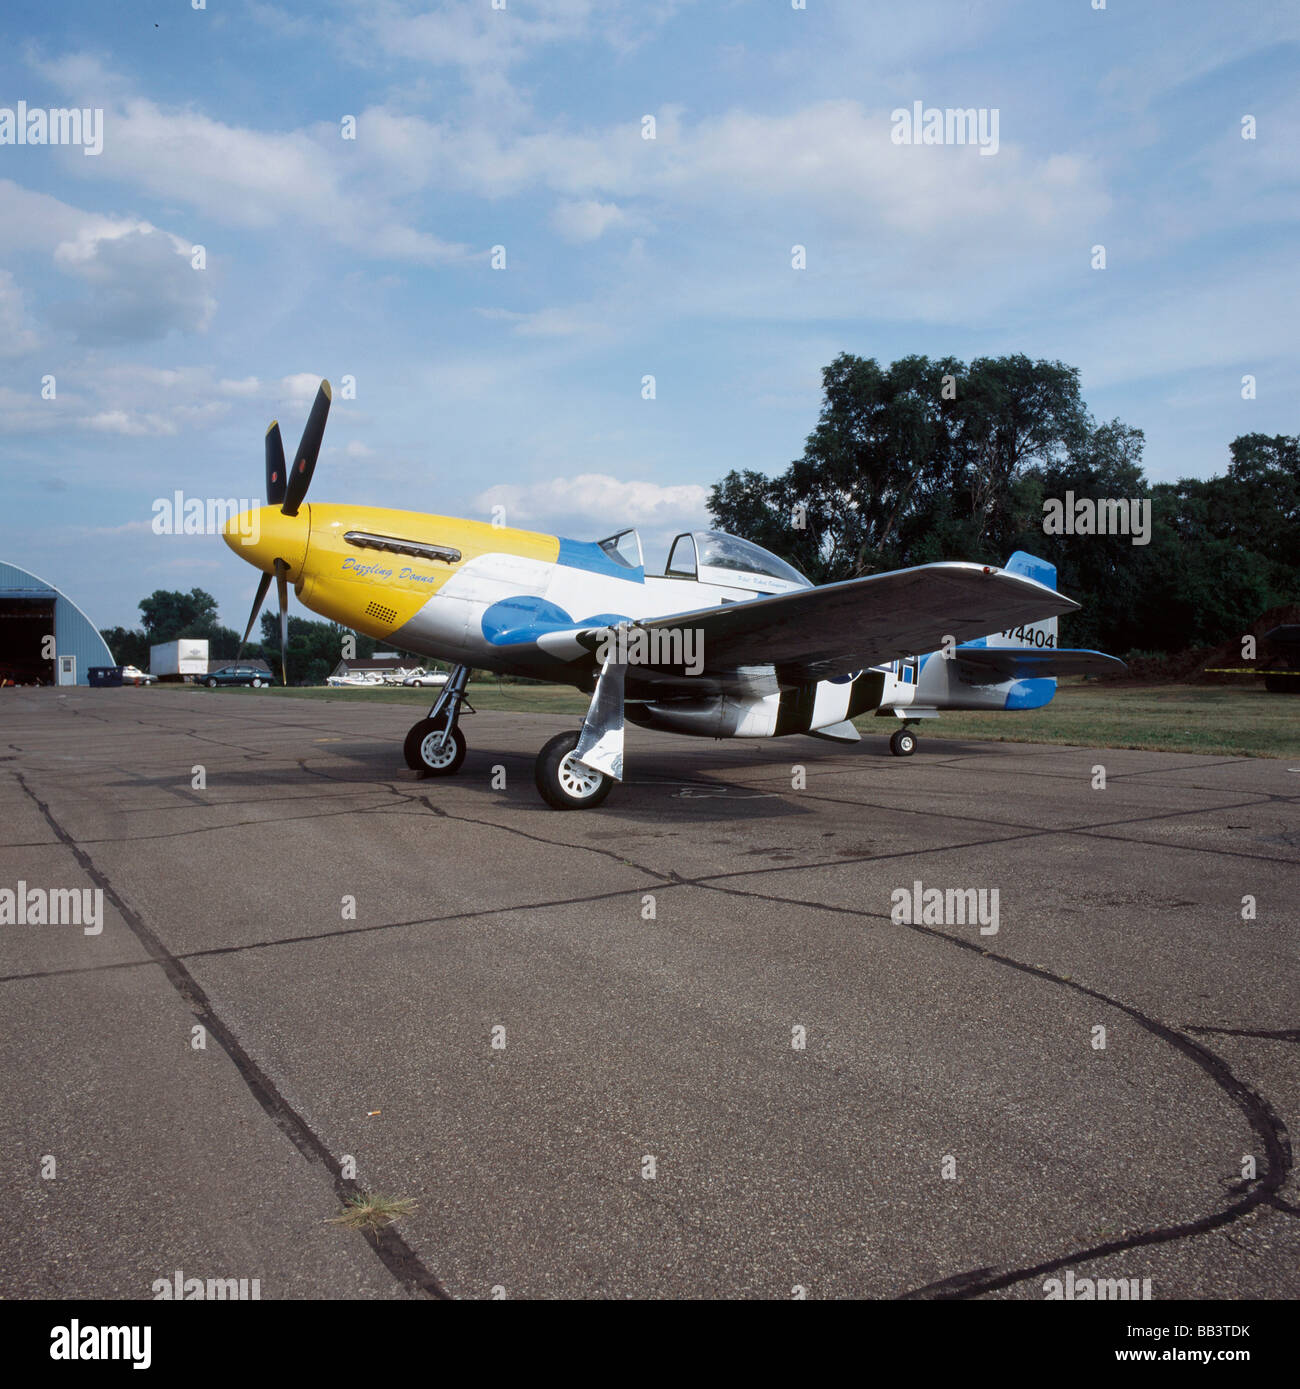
[953,646,1127,681]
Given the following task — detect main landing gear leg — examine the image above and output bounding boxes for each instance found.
[404,664,470,776]
[534,653,626,810]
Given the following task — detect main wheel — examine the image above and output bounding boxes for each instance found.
[534,731,613,810]
[404,719,467,776]
[890,728,917,757]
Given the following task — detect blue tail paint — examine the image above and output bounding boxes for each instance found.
[1003,550,1057,590]
[1000,552,1057,709]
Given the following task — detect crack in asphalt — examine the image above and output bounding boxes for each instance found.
[12,770,450,1302]
[681,874,1293,1300]
[1184,1025,1300,1044]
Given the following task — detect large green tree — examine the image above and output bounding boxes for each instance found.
[1210,434,1300,596]
[711,353,1093,581]
[98,626,150,668]
[138,588,225,644]
[111,588,241,667]
[708,353,1298,657]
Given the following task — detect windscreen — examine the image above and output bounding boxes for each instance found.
[695,532,810,586]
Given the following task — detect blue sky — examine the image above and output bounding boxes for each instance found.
[1,0,1296,631]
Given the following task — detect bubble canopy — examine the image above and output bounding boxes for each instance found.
[665,530,811,592]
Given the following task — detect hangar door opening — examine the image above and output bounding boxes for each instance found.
[0,595,56,684]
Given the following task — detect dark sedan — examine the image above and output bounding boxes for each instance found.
[202,665,276,688]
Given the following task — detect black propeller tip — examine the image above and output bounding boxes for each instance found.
[265,420,286,507]
[280,380,331,518]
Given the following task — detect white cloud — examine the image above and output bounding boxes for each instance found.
[0,364,275,440]
[24,56,471,266]
[359,0,610,76]
[0,271,40,357]
[50,221,215,344]
[81,401,229,436]
[0,182,214,345]
[550,198,628,243]
[476,305,604,338]
[336,97,1105,247]
[476,473,709,533]
[0,179,118,254]
[282,99,1110,270]
[0,383,61,434]
[282,373,326,404]
[83,410,177,437]
[218,376,262,397]
[79,519,154,536]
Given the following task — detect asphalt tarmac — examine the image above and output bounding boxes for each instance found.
[1,686,1297,1300]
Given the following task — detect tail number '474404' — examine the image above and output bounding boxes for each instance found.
[1001,626,1056,647]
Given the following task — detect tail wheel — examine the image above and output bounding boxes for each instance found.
[404,719,467,776]
[890,728,917,757]
[535,731,614,810]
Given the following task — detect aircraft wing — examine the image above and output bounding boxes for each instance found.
[953,646,1127,681]
[636,561,1079,682]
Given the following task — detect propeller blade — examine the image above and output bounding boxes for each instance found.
[265,421,286,506]
[274,558,289,686]
[236,571,273,660]
[281,379,331,517]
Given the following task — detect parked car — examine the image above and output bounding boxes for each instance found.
[325,671,384,687]
[119,665,157,685]
[402,669,448,687]
[203,665,276,688]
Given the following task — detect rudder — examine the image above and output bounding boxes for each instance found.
[990,551,1058,649]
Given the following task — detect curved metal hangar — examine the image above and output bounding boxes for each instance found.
[0,560,115,686]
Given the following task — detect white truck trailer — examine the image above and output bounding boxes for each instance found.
[149,638,209,681]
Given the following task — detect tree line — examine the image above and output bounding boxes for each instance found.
[708,353,1298,656]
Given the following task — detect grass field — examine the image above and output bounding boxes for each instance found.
[161,679,1300,758]
[884,683,1299,759]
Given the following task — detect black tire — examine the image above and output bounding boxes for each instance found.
[404,718,467,775]
[534,731,614,810]
[251,678,262,688]
[890,728,917,757]
[205,677,218,688]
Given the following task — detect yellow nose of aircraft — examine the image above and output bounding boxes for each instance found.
[222,505,310,580]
